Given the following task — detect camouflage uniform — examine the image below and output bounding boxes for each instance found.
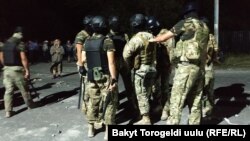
[74,29,90,68]
[123,31,157,123]
[83,33,118,125]
[153,29,175,116]
[203,33,219,116]
[74,30,90,67]
[74,30,90,50]
[167,16,209,125]
[74,30,90,113]
[0,37,33,113]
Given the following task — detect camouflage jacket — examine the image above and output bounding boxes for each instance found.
[74,30,90,45]
[123,31,156,69]
[171,17,209,67]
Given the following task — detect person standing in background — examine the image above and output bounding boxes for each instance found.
[42,40,50,62]
[50,39,65,79]
[65,40,73,63]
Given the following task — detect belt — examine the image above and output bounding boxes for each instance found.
[180,61,199,66]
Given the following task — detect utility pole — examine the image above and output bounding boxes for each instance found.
[214,0,219,45]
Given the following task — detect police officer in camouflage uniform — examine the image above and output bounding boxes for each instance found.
[0,27,36,118]
[81,16,118,140]
[75,15,93,69]
[123,14,157,125]
[74,15,93,114]
[108,16,138,113]
[200,17,219,117]
[146,16,175,120]
[150,2,209,124]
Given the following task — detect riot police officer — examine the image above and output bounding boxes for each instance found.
[146,16,175,121]
[200,17,219,117]
[74,15,93,69]
[74,15,93,114]
[108,15,138,114]
[123,14,157,125]
[0,27,36,118]
[80,16,118,140]
[149,2,210,125]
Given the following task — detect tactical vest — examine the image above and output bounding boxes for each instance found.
[84,36,109,74]
[108,33,127,58]
[178,18,209,64]
[139,35,156,65]
[3,38,22,66]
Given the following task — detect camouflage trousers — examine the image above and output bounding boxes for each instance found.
[119,65,138,110]
[76,65,94,116]
[86,75,118,125]
[168,63,204,125]
[2,66,33,112]
[80,76,89,115]
[134,64,156,116]
[77,65,89,115]
[152,68,171,112]
[202,64,215,115]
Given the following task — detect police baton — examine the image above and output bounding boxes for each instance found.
[78,76,83,109]
[78,75,87,111]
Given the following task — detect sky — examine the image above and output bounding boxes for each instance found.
[0,0,248,43]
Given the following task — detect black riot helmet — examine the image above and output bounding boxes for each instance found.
[182,1,198,16]
[130,14,146,31]
[82,15,93,34]
[109,16,120,32]
[146,16,161,36]
[91,16,108,33]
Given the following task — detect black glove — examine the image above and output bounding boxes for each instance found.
[79,66,87,76]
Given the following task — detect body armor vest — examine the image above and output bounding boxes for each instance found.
[84,36,109,73]
[139,36,156,65]
[3,38,22,66]
[178,18,209,64]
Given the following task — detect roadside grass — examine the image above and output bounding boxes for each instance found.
[215,53,250,69]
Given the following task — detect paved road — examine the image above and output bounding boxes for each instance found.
[0,62,249,141]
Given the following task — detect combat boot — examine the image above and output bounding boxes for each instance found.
[166,118,179,125]
[88,123,94,138]
[160,110,169,121]
[134,115,151,125]
[5,111,12,118]
[104,125,108,140]
[94,120,103,129]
